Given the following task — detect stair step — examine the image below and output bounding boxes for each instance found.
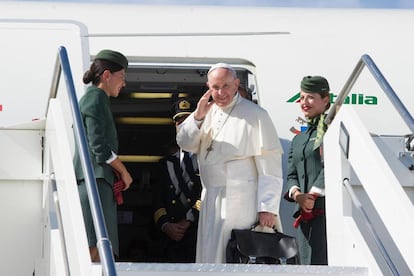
[115,262,368,276]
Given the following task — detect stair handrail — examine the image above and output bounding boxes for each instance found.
[324,54,414,275]
[342,178,399,275]
[55,46,117,276]
[325,54,414,133]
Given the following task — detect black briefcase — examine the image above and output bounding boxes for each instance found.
[226,227,299,264]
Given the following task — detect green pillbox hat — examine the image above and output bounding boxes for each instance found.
[95,49,128,69]
[301,76,330,94]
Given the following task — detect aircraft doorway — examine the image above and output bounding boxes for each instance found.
[111,60,255,262]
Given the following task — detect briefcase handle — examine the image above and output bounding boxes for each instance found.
[251,214,283,232]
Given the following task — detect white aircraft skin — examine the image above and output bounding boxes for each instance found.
[1,1,413,136]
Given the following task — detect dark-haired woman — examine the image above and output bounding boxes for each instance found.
[285,75,331,265]
[73,49,133,262]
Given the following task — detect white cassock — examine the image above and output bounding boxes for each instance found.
[176,93,284,263]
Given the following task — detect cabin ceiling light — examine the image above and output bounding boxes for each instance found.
[116,117,173,125]
[119,155,163,163]
[128,92,189,99]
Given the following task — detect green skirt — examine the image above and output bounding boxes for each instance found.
[78,178,119,257]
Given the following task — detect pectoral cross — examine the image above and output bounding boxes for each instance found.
[204,104,236,160]
[205,141,214,160]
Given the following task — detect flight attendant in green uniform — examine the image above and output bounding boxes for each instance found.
[284,75,330,265]
[73,49,133,262]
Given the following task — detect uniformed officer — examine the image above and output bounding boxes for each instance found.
[152,99,202,263]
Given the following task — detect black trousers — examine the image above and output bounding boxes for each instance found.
[298,215,327,265]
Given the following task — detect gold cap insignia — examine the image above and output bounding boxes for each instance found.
[179,100,191,110]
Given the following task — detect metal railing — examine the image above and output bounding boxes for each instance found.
[49,174,71,276]
[342,179,398,275]
[325,54,414,134]
[326,54,414,275]
[50,46,117,276]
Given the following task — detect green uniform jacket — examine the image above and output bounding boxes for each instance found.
[285,116,327,265]
[74,86,118,184]
[286,121,325,210]
[73,86,120,255]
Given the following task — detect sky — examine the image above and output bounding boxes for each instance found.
[12,0,414,9]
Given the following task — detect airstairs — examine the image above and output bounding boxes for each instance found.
[323,55,414,276]
[1,46,412,275]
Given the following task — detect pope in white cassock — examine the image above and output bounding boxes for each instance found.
[176,63,284,263]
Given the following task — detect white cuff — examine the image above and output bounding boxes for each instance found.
[194,117,204,128]
[289,185,300,199]
[106,151,117,164]
[310,186,325,196]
